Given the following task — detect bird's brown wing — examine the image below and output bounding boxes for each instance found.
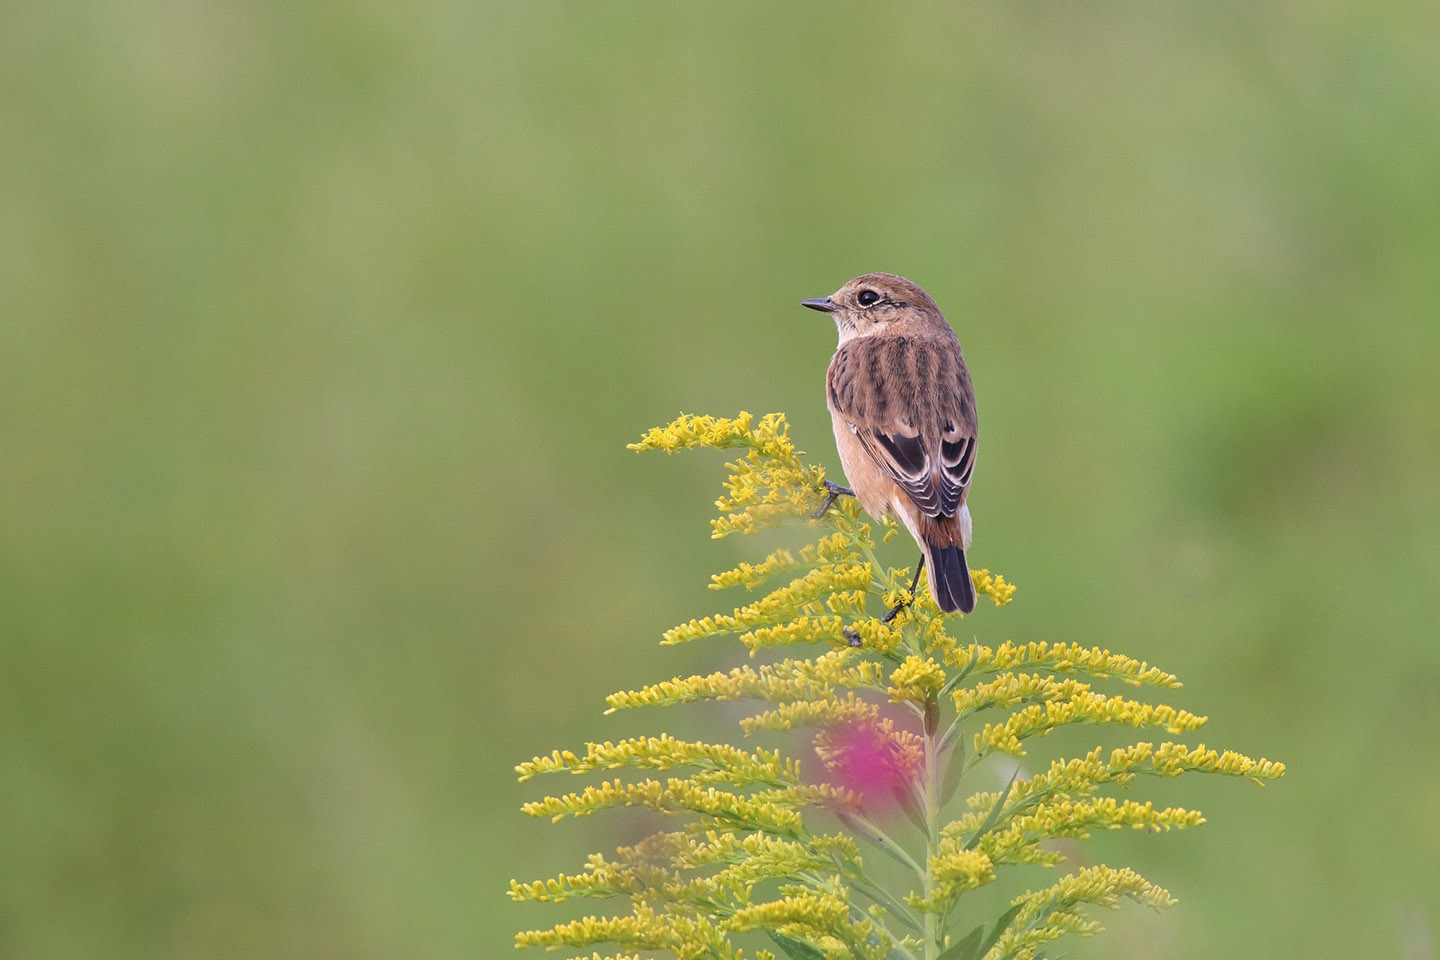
[827,335,977,520]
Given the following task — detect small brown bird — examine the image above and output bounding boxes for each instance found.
[803,273,979,614]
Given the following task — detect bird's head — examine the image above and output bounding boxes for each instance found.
[801,273,945,341]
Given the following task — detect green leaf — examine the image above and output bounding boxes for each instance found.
[940,648,980,696]
[768,932,829,960]
[835,810,917,872]
[936,922,984,960]
[892,780,929,836]
[978,902,1026,959]
[939,743,966,807]
[964,766,1022,850]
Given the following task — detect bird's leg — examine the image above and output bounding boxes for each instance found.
[813,479,856,518]
[881,555,926,623]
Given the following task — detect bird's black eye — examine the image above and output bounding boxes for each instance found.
[857,290,881,307]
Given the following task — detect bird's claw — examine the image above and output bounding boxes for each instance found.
[813,480,856,518]
[881,557,926,623]
[880,598,910,624]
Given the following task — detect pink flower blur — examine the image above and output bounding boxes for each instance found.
[821,719,917,812]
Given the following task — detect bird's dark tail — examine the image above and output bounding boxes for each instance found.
[925,542,975,614]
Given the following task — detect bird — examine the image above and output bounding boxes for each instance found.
[802,273,979,614]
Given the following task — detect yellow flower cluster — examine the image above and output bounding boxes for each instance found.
[909,845,996,912]
[971,568,1017,606]
[628,411,798,463]
[521,776,818,835]
[953,672,1097,718]
[726,889,849,933]
[727,882,890,960]
[974,691,1208,757]
[516,903,769,960]
[958,741,1283,818]
[515,735,798,787]
[514,903,724,956]
[737,614,845,652]
[630,412,844,542]
[1110,740,1287,783]
[988,866,1177,960]
[632,412,839,540]
[511,829,863,916]
[517,827,889,958]
[710,532,858,591]
[509,857,640,905]
[959,748,1126,819]
[888,654,947,704]
[974,797,1205,867]
[663,564,874,646]
[741,615,900,655]
[679,832,856,895]
[604,650,887,714]
[950,640,1182,688]
[738,692,880,735]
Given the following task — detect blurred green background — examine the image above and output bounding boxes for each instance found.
[2,2,1437,958]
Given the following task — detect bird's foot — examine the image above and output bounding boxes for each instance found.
[881,556,926,623]
[813,480,856,518]
[880,597,911,624]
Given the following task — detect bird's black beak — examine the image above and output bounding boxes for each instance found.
[800,297,836,313]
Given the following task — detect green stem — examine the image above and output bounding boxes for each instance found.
[831,856,924,934]
[938,715,962,753]
[848,811,925,878]
[922,695,943,959]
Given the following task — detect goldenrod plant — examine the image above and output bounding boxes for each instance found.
[512,413,1284,960]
